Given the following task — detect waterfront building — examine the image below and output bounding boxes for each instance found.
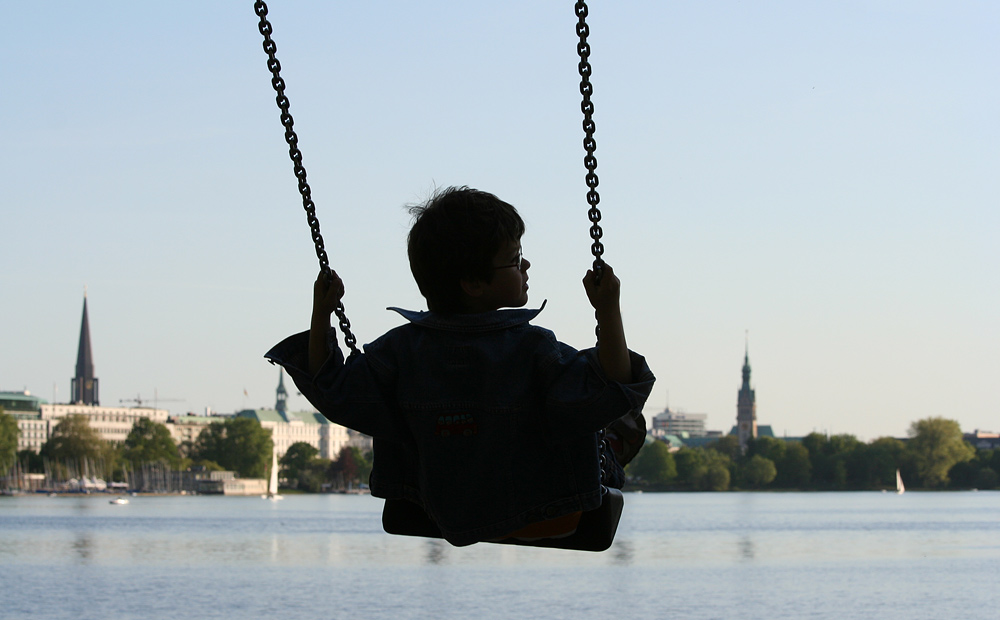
[127,466,266,495]
[235,370,351,460]
[41,403,169,443]
[4,394,171,452]
[965,430,1000,450]
[652,408,709,437]
[165,414,222,452]
[662,430,726,450]
[4,391,167,452]
[1,391,51,453]
[4,395,173,452]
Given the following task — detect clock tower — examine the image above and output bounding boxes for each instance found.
[275,368,289,420]
[736,340,757,453]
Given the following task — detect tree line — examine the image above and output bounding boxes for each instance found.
[3,410,994,493]
[626,417,996,492]
[0,409,371,491]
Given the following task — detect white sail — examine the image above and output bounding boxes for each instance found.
[264,449,283,500]
[895,469,905,494]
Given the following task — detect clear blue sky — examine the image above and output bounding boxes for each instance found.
[2,1,997,441]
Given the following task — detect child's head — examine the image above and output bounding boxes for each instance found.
[408,186,527,313]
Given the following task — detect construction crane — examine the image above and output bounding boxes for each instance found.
[120,390,184,410]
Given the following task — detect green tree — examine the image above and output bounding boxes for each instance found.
[948,448,1000,490]
[192,418,273,479]
[123,418,181,467]
[801,433,861,490]
[775,441,811,488]
[280,441,319,482]
[852,437,905,489]
[330,446,372,490]
[42,415,105,464]
[906,417,974,488]
[749,436,812,489]
[674,447,731,491]
[280,441,336,491]
[0,408,18,476]
[974,467,998,490]
[100,441,125,482]
[627,439,677,485]
[749,436,786,463]
[357,448,373,485]
[709,435,743,462]
[192,459,225,472]
[293,460,331,492]
[329,446,355,490]
[701,453,732,491]
[743,454,777,489]
[17,449,45,474]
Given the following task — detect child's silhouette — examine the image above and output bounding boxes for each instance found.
[267,186,654,546]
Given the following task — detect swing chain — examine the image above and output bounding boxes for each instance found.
[576,1,605,346]
[575,1,604,278]
[577,2,613,491]
[597,428,611,490]
[254,0,359,355]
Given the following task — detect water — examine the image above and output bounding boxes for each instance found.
[1,492,998,620]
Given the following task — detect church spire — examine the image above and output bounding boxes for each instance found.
[736,333,756,453]
[275,368,288,419]
[71,292,99,405]
[742,334,752,386]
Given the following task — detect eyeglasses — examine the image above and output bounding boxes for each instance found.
[493,248,523,270]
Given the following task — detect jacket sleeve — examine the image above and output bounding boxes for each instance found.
[264,330,403,440]
[539,337,655,437]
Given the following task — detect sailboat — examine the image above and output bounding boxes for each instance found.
[895,469,905,495]
[263,449,283,501]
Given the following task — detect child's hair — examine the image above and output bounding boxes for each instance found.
[407,186,525,313]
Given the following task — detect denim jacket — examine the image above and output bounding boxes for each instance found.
[265,304,654,547]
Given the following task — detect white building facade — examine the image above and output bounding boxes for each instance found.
[652,409,709,437]
[236,408,350,460]
[41,404,169,444]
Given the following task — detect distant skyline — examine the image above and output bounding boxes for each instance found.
[2,2,997,441]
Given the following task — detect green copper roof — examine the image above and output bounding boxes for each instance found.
[0,391,47,411]
[236,409,329,424]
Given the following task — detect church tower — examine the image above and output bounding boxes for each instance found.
[71,292,99,405]
[275,368,289,420]
[736,340,757,453]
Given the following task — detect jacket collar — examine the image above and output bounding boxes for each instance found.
[388,301,546,333]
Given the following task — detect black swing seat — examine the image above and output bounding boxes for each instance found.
[381,487,624,552]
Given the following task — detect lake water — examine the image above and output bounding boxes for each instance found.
[1,491,998,620]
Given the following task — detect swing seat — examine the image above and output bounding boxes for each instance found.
[381,487,624,552]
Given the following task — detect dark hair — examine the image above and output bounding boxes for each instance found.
[407,186,525,313]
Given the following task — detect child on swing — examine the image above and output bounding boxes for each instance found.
[266,186,654,546]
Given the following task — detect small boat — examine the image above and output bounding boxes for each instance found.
[109,496,129,505]
[895,469,905,495]
[263,449,283,501]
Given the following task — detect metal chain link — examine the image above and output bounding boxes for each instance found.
[254,0,359,355]
[576,1,604,278]
[576,1,605,348]
[577,1,612,489]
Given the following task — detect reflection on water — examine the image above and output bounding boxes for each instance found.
[610,539,633,565]
[425,539,448,565]
[738,535,755,561]
[1,492,999,620]
[72,531,93,562]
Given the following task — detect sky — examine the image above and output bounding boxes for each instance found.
[2,1,997,442]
